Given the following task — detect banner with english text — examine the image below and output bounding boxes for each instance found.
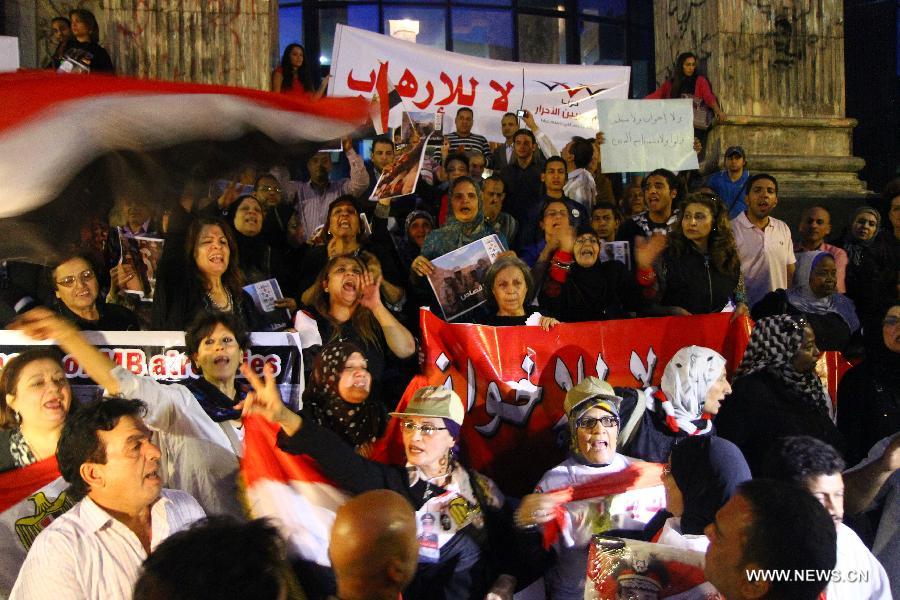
[329,24,630,149]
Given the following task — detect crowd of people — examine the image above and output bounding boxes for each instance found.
[2,34,899,600]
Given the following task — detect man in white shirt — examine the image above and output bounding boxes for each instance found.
[11,398,205,599]
[762,436,892,600]
[732,173,796,307]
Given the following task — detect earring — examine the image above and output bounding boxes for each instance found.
[14,411,21,426]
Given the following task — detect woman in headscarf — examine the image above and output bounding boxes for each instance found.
[242,381,520,600]
[654,436,751,551]
[617,346,731,463]
[752,250,860,351]
[300,340,386,454]
[841,206,884,327]
[539,224,643,321]
[715,315,847,474]
[513,378,666,600]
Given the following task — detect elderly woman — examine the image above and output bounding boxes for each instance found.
[715,315,847,474]
[242,380,519,600]
[636,192,748,316]
[152,217,262,331]
[0,348,72,472]
[303,255,415,388]
[473,255,559,330]
[752,250,860,351]
[15,307,255,518]
[49,253,139,330]
[617,345,731,463]
[539,224,642,322]
[301,341,386,454]
[652,436,751,551]
[513,378,665,600]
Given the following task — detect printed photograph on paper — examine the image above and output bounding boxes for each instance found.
[243,278,291,332]
[600,240,630,270]
[370,132,433,201]
[427,234,504,322]
[118,231,164,302]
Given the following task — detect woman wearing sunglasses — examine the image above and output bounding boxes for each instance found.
[242,379,519,600]
[48,253,138,331]
[513,378,666,600]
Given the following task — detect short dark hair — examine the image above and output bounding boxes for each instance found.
[0,348,66,429]
[643,168,683,203]
[745,173,779,196]
[456,107,473,118]
[184,311,250,369]
[737,479,837,600]
[254,174,278,188]
[57,398,147,499]
[483,174,504,190]
[762,436,846,483]
[513,128,536,145]
[47,252,100,296]
[592,202,622,221]
[570,137,594,169]
[444,153,470,171]
[544,155,567,173]
[134,516,290,600]
[502,112,517,120]
[484,256,533,311]
[51,16,71,27]
[371,135,395,151]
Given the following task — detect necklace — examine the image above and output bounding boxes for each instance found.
[206,288,233,312]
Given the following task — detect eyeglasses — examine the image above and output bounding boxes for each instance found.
[56,269,95,288]
[400,420,448,437]
[575,415,619,429]
[884,316,900,327]
[543,210,569,219]
[257,185,282,193]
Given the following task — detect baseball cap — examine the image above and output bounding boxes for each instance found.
[724,145,745,158]
[563,377,621,421]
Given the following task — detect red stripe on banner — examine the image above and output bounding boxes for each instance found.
[0,457,62,513]
[241,415,337,487]
[0,71,369,135]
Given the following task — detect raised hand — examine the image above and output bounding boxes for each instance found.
[634,233,668,270]
[240,363,302,434]
[10,307,79,343]
[357,269,383,311]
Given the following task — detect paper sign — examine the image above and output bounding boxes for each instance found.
[596,99,699,173]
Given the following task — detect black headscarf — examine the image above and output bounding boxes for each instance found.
[670,436,751,535]
[225,195,271,284]
[301,341,386,448]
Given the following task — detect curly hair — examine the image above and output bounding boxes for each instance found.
[669,192,740,277]
[309,255,381,348]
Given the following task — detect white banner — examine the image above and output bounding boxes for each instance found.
[595,99,700,173]
[330,24,630,150]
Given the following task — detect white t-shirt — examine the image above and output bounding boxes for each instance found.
[826,522,892,600]
[732,212,796,307]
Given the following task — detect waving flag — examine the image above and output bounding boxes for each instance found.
[0,71,369,262]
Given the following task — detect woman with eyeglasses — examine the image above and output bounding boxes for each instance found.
[715,315,847,474]
[48,253,139,331]
[616,345,732,463]
[513,378,666,600]
[635,192,748,317]
[837,303,900,465]
[242,380,520,600]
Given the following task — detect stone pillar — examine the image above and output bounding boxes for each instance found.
[653,0,867,197]
[29,0,276,89]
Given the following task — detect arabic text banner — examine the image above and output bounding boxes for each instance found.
[329,24,630,149]
[0,330,306,408]
[596,99,700,173]
[372,311,752,496]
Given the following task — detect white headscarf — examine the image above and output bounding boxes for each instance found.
[658,346,727,435]
[787,250,860,332]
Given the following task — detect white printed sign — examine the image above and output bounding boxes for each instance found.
[595,99,699,173]
[330,25,630,150]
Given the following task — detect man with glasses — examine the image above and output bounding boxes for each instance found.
[255,173,294,251]
[514,378,666,600]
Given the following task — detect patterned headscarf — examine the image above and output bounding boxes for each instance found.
[657,346,727,435]
[421,178,493,259]
[787,251,860,332]
[301,341,385,448]
[735,315,830,415]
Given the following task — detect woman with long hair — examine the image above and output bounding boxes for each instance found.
[635,192,748,316]
[62,8,113,73]
[646,51,724,122]
[271,43,328,98]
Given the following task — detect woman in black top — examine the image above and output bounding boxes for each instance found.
[62,9,114,73]
[636,192,748,316]
[49,253,139,331]
[715,315,846,474]
[476,255,559,330]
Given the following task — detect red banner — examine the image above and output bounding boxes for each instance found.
[375,311,753,496]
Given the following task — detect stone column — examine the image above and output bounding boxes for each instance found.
[30,0,276,89]
[653,0,867,197]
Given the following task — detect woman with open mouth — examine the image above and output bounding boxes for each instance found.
[151,217,262,331]
[538,224,643,322]
[14,308,256,519]
[635,192,748,318]
[241,379,520,600]
[752,250,860,352]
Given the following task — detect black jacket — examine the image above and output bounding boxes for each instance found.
[657,246,740,314]
[836,356,900,465]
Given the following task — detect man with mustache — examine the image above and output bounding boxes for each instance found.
[10,398,204,598]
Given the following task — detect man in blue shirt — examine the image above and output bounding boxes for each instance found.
[707,146,750,219]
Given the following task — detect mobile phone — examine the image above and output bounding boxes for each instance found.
[516,109,526,117]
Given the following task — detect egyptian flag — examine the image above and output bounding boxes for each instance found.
[367,62,404,135]
[0,70,369,263]
[241,415,348,567]
[0,457,73,595]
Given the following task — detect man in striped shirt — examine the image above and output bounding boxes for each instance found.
[433,107,491,167]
